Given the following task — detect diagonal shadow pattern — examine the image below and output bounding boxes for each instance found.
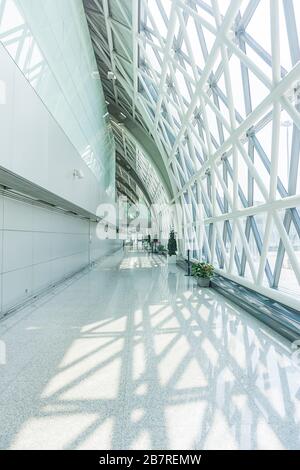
[0,249,299,450]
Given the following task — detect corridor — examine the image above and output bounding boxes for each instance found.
[0,249,299,450]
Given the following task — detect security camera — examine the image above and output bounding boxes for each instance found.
[73,169,85,179]
[107,71,117,81]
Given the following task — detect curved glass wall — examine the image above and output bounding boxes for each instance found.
[0,0,115,200]
[137,0,300,305]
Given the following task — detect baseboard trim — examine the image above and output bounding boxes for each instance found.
[0,247,123,322]
[177,257,300,342]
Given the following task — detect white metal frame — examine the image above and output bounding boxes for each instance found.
[84,0,300,310]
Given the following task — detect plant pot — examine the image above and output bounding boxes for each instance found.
[197,277,210,287]
[167,255,177,264]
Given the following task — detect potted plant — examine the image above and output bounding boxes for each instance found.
[167,229,177,264]
[192,262,214,287]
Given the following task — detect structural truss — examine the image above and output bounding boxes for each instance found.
[84,0,300,309]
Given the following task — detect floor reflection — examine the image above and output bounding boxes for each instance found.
[0,250,299,449]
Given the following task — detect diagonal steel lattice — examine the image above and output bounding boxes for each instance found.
[84,0,300,309]
[1,0,299,308]
[0,0,299,305]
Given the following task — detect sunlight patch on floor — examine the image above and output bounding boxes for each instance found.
[1,250,299,450]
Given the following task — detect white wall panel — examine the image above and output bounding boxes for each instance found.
[2,231,33,273]
[0,195,121,314]
[32,232,52,265]
[0,195,3,312]
[0,44,104,216]
[0,194,3,230]
[3,198,33,231]
[32,206,52,232]
[0,1,120,315]
[0,47,14,171]
[12,69,49,185]
[2,266,33,309]
[32,263,51,293]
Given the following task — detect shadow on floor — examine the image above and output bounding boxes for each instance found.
[0,251,299,449]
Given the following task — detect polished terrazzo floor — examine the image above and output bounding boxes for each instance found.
[0,249,299,450]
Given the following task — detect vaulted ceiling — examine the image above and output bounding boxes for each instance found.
[83,0,300,307]
[83,0,171,206]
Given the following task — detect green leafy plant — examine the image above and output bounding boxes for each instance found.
[192,262,214,279]
[167,230,177,256]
